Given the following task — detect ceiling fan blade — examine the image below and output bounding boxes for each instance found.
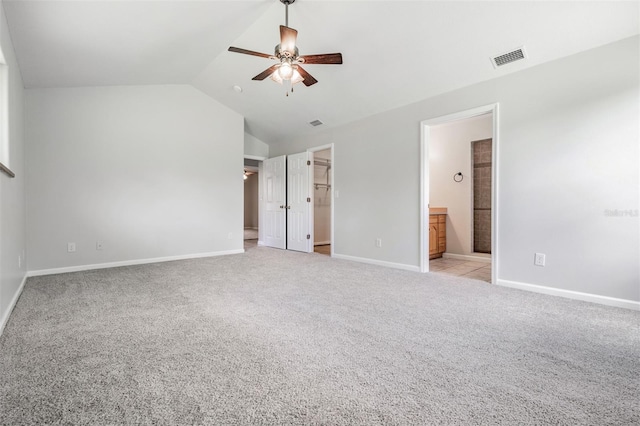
[228,46,272,59]
[300,53,343,65]
[280,25,298,56]
[252,64,280,81]
[296,66,318,87]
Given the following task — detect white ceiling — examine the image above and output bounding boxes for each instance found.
[3,1,639,145]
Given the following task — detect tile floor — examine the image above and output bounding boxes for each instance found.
[429,257,492,283]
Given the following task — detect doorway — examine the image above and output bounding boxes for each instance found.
[420,104,498,283]
[259,145,334,256]
[312,148,332,256]
[243,158,261,245]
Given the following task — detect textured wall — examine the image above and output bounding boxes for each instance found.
[0,5,26,331]
[271,36,639,303]
[26,85,244,271]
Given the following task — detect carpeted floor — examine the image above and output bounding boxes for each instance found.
[1,243,638,425]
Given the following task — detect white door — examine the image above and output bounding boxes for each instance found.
[262,155,286,249]
[287,152,312,253]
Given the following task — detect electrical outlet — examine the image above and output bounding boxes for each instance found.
[534,253,546,266]
[18,255,21,268]
[228,232,233,240]
[67,242,76,253]
[96,242,104,250]
[375,238,382,248]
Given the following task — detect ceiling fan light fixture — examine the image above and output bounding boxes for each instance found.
[271,65,303,87]
[227,0,342,93]
[271,71,283,85]
[278,61,294,79]
[291,69,304,85]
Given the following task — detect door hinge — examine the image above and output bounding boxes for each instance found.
[307,160,311,166]
[307,197,311,202]
[307,234,311,240]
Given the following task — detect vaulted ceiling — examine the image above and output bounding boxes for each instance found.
[4,1,639,145]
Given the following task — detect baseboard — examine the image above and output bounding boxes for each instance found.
[27,249,245,277]
[497,279,640,311]
[442,253,491,263]
[332,254,420,273]
[314,241,331,246]
[0,273,28,336]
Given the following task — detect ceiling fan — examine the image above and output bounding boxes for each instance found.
[228,0,342,93]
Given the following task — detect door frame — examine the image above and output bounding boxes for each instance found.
[308,144,335,256]
[419,104,499,283]
[244,155,267,246]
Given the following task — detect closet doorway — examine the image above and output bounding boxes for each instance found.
[311,147,332,256]
[258,144,334,256]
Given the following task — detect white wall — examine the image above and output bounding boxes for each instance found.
[314,149,331,245]
[0,4,26,332]
[271,36,639,304]
[430,114,492,257]
[26,85,244,272]
[244,132,269,159]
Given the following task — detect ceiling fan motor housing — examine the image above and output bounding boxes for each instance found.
[275,44,298,59]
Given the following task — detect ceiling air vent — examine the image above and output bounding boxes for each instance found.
[491,46,527,68]
[309,119,324,127]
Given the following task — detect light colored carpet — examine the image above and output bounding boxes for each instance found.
[1,244,638,425]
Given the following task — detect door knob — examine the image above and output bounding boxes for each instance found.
[280,205,284,209]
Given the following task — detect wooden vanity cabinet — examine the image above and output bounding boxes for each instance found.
[429,213,447,259]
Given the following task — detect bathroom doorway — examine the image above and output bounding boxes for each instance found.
[420,104,498,283]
